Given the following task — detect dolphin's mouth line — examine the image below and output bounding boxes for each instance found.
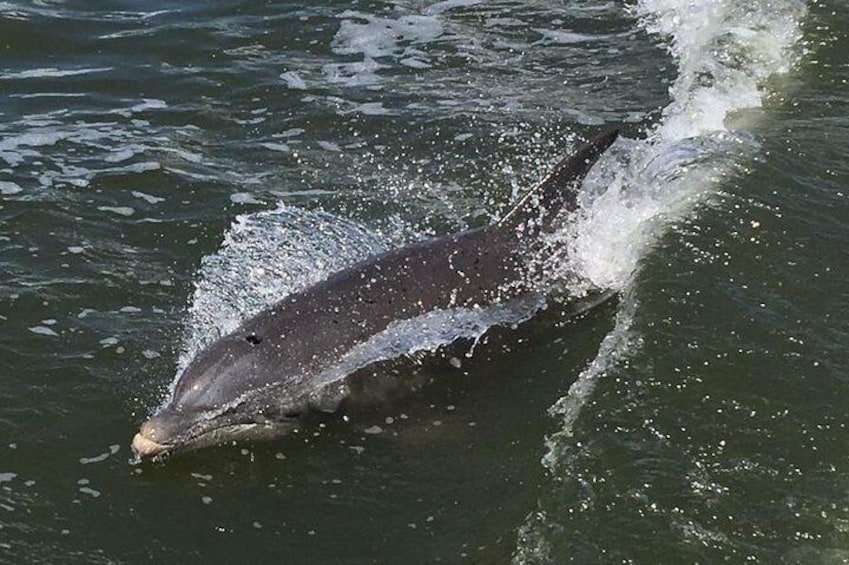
[132,412,301,460]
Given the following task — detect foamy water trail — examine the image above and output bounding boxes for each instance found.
[566,0,806,295]
[515,0,806,560]
[553,0,807,413]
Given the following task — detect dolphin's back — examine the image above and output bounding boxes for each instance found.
[171,226,520,407]
[246,226,520,381]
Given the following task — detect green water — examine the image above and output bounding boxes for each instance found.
[1,1,847,563]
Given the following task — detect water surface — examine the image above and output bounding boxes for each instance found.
[1,0,847,562]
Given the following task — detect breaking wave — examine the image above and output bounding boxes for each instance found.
[514,0,807,561]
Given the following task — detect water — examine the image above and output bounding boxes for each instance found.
[1,0,847,562]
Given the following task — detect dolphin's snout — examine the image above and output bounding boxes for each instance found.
[131,408,188,459]
[138,418,164,442]
[131,430,168,458]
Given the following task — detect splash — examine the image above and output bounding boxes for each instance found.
[515,0,806,561]
[639,0,806,142]
[173,205,389,388]
[563,0,805,295]
[544,0,807,337]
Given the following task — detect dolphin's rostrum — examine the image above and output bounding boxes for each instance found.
[132,128,620,459]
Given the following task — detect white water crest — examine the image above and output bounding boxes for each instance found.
[564,0,806,294]
[514,0,806,561]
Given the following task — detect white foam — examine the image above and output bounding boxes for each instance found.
[280,128,305,138]
[642,0,805,141]
[0,67,112,80]
[423,0,481,16]
[348,102,395,116]
[0,129,72,151]
[130,99,167,113]
[323,10,446,87]
[105,161,160,175]
[105,148,139,163]
[400,57,430,69]
[317,141,341,152]
[0,181,22,195]
[332,12,443,59]
[132,191,165,204]
[97,206,135,217]
[11,92,89,99]
[0,104,270,193]
[260,142,290,152]
[322,57,385,87]
[230,192,261,205]
[280,71,307,90]
[533,28,601,45]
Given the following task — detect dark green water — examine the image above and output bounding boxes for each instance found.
[1,1,846,563]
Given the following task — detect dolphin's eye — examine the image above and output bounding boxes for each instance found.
[246,334,262,345]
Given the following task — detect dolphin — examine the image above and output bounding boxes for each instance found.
[131,128,619,459]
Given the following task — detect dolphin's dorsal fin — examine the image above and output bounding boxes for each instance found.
[498,128,619,232]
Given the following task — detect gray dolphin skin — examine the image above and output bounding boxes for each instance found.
[131,128,619,459]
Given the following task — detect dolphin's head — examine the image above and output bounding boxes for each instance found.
[131,331,303,460]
